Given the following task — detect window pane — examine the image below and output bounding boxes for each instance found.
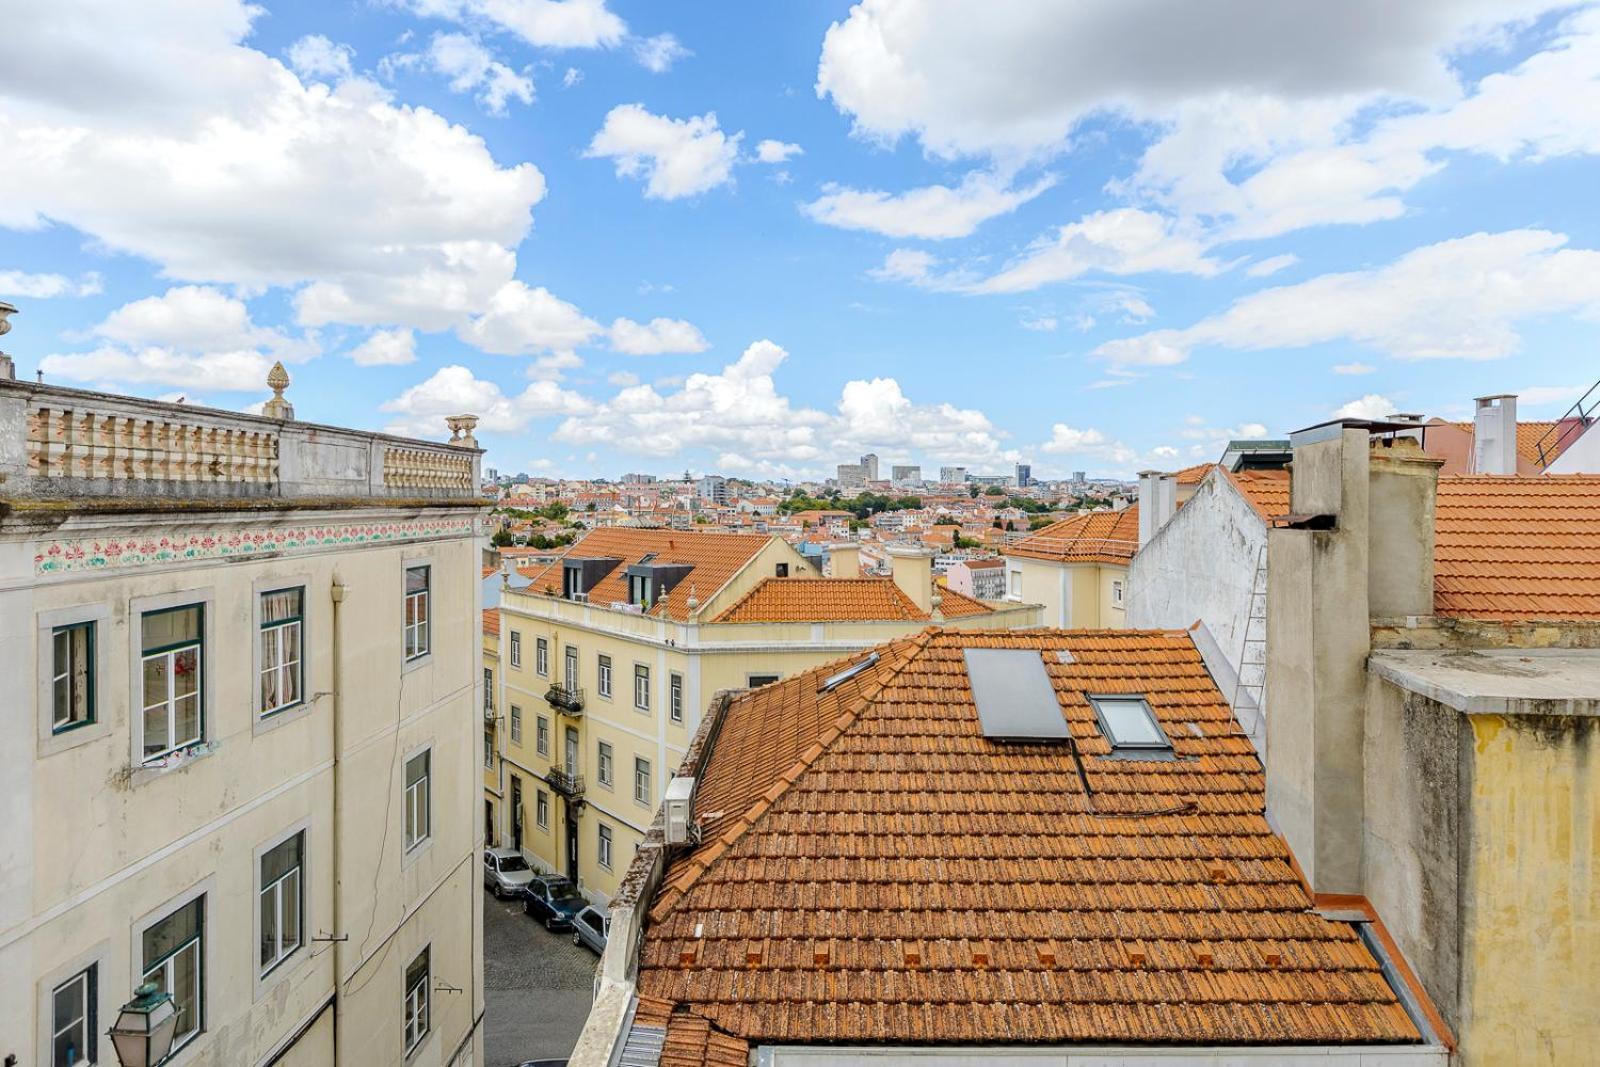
[142,656,167,710]
[172,647,199,698]
[174,693,201,746]
[406,751,429,788]
[282,868,301,955]
[144,898,202,964]
[142,606,200,652]
[170,941,199,1040]
[1098,698,1167,747]
[260,883,276,969]
[53,973,84,1032]
[143,704,169,758]
[262,832,303,884]
[261,588,302,624]
[406,566,429,595]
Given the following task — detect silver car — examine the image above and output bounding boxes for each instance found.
[571,905,609,953]
[483,848,535,898]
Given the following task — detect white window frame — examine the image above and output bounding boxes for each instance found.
[403,945,430,1056]
[1111,578,1125,607]
[36,603,112,759]
[484,730,493,770]
[509,704,522,744]
[254,822,310,993]
[509,630,522,668]
[633,663,650,711]
[597,654,613,699]
[597,822,613,870]
[38,945,105,1067]
[597,741,614,787]
[669,672,684,724]
[404,563,432,664]
[633,757,651,806]
[535,637,549,676]
[536,789,549,830]
[256,581,308,720]
[563,645,578,690]
[133,880,210,1060]
[535,715,550,756]
[404,747,432,857]
[129,588,214,775]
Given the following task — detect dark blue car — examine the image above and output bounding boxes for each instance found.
[521,874,586,930]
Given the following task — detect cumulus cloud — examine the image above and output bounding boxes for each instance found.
[1333,394,1400,420]
[380,363,593,436]
[1093,229,1600,370]
[609,316,709,355]
[755,139,803,164]
[423,33,534,114]
[457,280,603,355]
[803,171,1056,240]
[0,0,545,335]
[0,269,102,298]
[399,0,627,50]
[632,32,690,73]
[349,327,417,366]
[585,104,742,199]
[286,35,355,81]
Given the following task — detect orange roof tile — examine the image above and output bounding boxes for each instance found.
[636,629,1420,1047]
[1433,475,1600,621]
[518,528,775,620]
[713,577,994,623]
[481,608,500,637]
[1004,507,1139,565]
[1224,468,1292,521]
[1175,461,1219,485]
[1439,419,1585,469]
[481,565,496,579]
[936,585,994,618]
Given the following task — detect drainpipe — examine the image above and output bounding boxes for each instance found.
[329,578,347,1062]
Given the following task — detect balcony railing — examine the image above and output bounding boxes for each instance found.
[545,683,585,715]
[547,764,585,799]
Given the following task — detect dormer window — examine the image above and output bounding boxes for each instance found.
[1089,695,1172,755]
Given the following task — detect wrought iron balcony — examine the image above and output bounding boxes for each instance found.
[545,683,585,715]
[547,764,585,799]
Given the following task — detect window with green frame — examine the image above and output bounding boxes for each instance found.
[51,620,95,733]
[140,605,203,763]
[142,895,204,1052]
[259,587,304,716]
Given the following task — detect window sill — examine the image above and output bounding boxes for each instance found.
[129,741,218,786]
[253,699,315,737]
[402,652,434,675]
[38,717,112,759]
[402,836,434,870]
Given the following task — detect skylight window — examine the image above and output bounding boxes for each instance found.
[1090,696,1172,754]
[819,652,879,693]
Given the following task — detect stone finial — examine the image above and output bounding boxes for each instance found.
[263,360,295,420]
[685,583,699,612]
[446,413,480,449]
[0,300,16,380]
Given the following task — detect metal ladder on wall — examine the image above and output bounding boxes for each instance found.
[1232,543,1268,741]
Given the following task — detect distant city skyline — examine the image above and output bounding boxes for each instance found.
[4,2,1599,482]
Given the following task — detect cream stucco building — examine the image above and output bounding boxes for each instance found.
[0,365,487,1067]
[485,531,1041,902]
[1003,507,1138,629]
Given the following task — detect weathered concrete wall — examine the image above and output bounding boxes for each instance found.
[1128,472,1266,702]
[1367,443,1441,619]
[1458,711,1600,1065]
[1361,676,1465,1037]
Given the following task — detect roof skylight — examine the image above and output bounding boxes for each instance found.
[1090,695,1172,754]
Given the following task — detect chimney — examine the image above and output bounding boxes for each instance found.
[886,544,934,614]
[1137,470,1177,546]
[828,542,861,580]
[1367,437,1443,619]
[1473,394,1517,475]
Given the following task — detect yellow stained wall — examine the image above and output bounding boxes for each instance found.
[1011,555,1128,629]
[1459,712,1600,1066]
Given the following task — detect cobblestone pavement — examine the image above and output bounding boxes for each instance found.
[483,886,599,1067]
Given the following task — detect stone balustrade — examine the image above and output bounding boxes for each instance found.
[384,446,475,493]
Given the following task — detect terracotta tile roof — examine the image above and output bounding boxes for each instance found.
[636,629,1419,1047]
[481,565,496,579]
[1440,419,1583,469]
[633,998,751,1067]
[714,577,993,623]
[1224,468,1292,521]
[936,585,994,618]
[518,528,774,620]
[1004,507,1140,565]
[1433,475,1600,620]
[1175,462,1220,485]
[482,608,500,637]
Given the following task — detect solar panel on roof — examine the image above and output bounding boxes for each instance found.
[962,647,1070,741]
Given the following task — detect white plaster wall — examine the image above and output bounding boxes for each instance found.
[1127,475,1267,708]
[1546,421,1600,473]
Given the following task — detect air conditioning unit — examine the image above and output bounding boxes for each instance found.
[663,775,697,846]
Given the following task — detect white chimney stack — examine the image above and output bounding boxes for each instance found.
[1473,394,1518,475]
[1137,470,1177,546]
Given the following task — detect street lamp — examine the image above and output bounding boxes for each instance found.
[107,982,179,1067]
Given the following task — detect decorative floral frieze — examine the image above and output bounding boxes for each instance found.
[35,515,478,575]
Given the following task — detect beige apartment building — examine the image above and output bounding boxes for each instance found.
[0,358,487,1067]
[1003,506,1139,628]
[485,530,1040,901]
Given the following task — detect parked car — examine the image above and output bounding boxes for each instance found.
[521,874,586,930]
[483,848,535,899]
[572,905,609,953]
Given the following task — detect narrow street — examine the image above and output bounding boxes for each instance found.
[483,887,598,1067]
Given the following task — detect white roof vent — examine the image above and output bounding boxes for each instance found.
[663,775,697,845]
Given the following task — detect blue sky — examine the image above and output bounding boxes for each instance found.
[3,1,1600,480]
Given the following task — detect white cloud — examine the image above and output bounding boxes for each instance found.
[286,35,354,81]
[755,139,803,164]
[562,66,583,88]
[609,316,709,355]
[1020,315,1057,332]
[607,370,640,386]
[529,351,582,380]
[458,280,603,356]
[1039,424,1107,454]
[39,346,291,393]
[585,104,742,199]
[869,249,946,287]
[633,33,690,73]
[1094,229,1600,369]
[0,269,102,298]
[0,0,545,336]
[402,0,627,50]
[349,327,417,366]
[1246,253,1299,277]
[380,363,593,436]
[834,377,1016,463]
[816,0,1561,160]
[1514,383,1588,408]
[425,33,534,114]
[1333,361,1375,375]
[803,171,1055,240]
[1333,394,1399,420]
